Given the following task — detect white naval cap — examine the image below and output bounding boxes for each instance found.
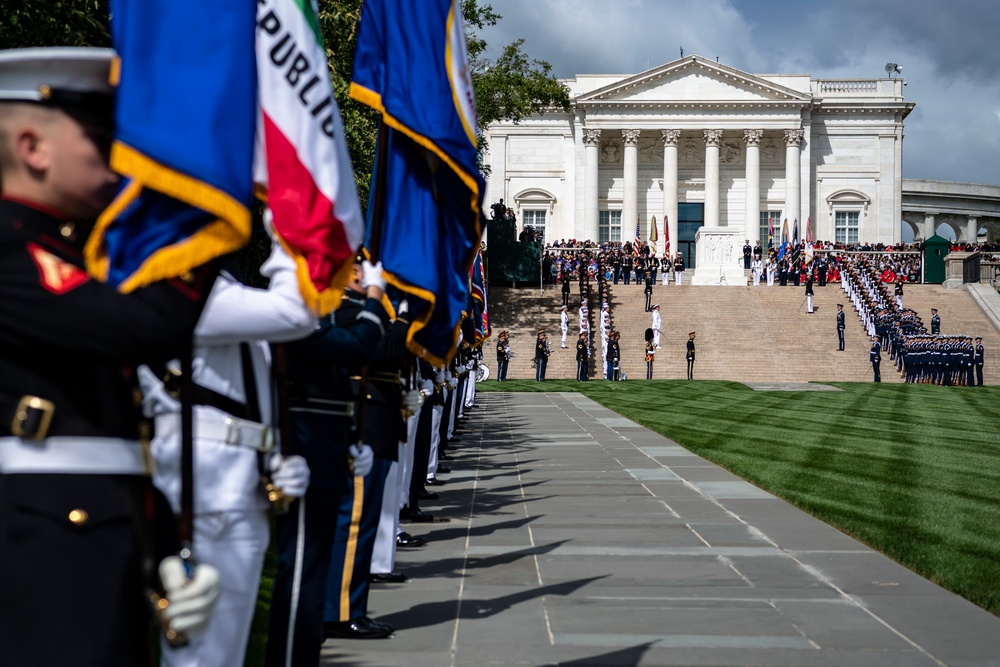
[0,47,116,126]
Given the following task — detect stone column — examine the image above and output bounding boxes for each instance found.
[744,129,763,246]
[704,129,723,228]
[661,129,680,259]
[622,129,641,241]
[967,216,979,244]
[783,129,803,229]
[583,128,601,242]
[923,213,936,240]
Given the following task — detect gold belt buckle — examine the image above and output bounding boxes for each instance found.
[12,395,56,441]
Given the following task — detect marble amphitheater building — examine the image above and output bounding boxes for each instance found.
[483,54,1000,271]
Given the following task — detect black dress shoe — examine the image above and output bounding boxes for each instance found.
[426,477,446,486]
[371,570,408,584]
[417,489,439,500]
[396,532,427,548]
[400,507,434,523]
[439,451,453,459]
[436,465,452,474]
[323,616,394,639]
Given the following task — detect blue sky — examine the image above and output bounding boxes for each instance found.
[484,0,1000,186]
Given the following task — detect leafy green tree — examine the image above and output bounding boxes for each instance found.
[0,1,111,50]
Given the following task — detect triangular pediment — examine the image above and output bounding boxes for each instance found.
[576,55,810,105]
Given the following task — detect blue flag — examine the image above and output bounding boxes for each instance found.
[351,0,485,366]
[85,0,256,291]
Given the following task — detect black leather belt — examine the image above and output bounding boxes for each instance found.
[1,394,108,440]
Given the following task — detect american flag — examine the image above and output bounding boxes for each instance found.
[634,217,641,250]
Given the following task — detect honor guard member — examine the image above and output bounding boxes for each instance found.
[836,304,846,350]
[265,259,388,667]
[765,255,776,286]
[651,304,662,349]
[402,358,440,524]
[612,252,622,284]
[535,329,549,381]
[0,48,221,665]
[140,223,315,667]
[560,304,569,347]
[931,308,941,335]
[752,241,762,262]
[742,240,752,270]
[686,332,696,380]
[870,335,882,383]
[495,330,510,381]
[561,270,570,306]
[576,332,589,381]
[751,255,763,286]
[649,253,660,283]
[673,253,685,285]
[805,273,815,313]
[644,272,653,311]
[608,331,621,380]
[622,252,634,285]
[894,279,904,309]
[974,336,985,386]
[644,328,656,379]
[323,288,414,639]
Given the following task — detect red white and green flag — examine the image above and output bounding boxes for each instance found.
[255,0,364,315]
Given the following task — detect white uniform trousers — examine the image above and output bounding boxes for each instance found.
[561,325,568,347]
[653,329,660,348]
[807,295,814,313]
[160,510,269,667]
[752,270,761,286]
[427,403,443,480]
[370,439,407,575]
[456,378,466,420]
[767,268,775,286]
[661,270,669,285]
[464,371,475,408]
[399,412,419,514]
[447,385,458,440]
[675,270,683,285]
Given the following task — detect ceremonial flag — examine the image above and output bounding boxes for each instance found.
[793,218,800,248]
[634,217,641,251]
[777,218,790,261]
[767,216,774,250]
[664,216,671,256]
[86,0,257,290]
[255,0,365,314]
[649,215,658,243]
[351,0,485,366]
[804,217,814,264]
[470,252,490,344]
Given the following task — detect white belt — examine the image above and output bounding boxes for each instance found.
[0,437,150,475]
[154,413,275,452]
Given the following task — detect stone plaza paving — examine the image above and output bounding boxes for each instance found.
[322,392,1000,667]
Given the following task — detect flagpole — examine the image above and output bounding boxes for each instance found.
[368,119,391,263]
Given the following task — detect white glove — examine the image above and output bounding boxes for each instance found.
[137,365,180,418]
[465,361,474,370]
[397,299,409,317]
[268,454,310,498]
[402,389,424,413]
[361,260,386,291]
[434,369,446,384]
[349,443,374,477]
[449,376,459,389]
[420,379,434,396]
[159,557,221,638]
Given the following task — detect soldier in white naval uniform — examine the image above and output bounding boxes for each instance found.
[140,229,316,667]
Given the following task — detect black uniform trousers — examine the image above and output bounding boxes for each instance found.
[0,473,176,667]
[408,398,436,508]
[266,412,351,667]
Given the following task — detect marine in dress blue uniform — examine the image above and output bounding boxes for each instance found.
[0,48,220,666]
[975,337,985,386]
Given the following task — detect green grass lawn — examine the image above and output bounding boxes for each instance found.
[479,379,1000,616]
